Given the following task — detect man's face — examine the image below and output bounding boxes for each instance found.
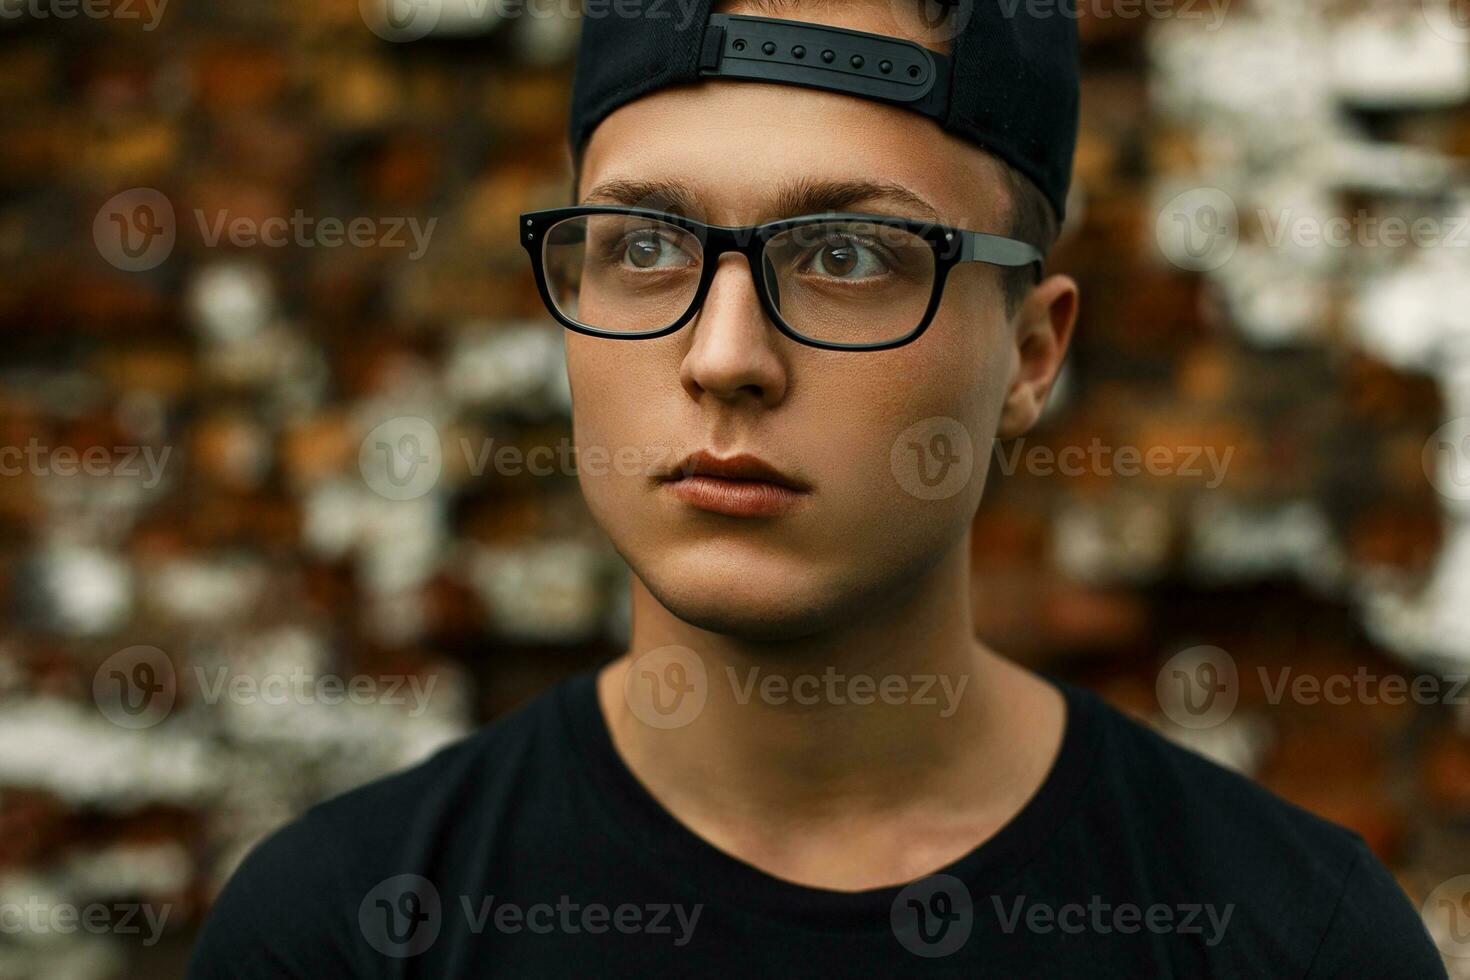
[568,13,1027,642]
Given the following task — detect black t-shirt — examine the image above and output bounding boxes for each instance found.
[187,672,1446,978]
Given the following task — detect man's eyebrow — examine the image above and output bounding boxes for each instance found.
[580,177,945,225]
[581,178,705,217]
[774,177,944,225]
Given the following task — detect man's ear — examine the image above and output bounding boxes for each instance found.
[996,273,1079,441]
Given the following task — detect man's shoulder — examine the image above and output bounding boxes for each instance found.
[310,675,574,836]
[1066,682,1445,978]
[187,676,581,979]
[295,678,576,863]
[1072,681,1362,866]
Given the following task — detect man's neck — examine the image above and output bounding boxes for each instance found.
[594,533,1068,890]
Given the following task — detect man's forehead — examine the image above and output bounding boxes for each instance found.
[580,174,949,226]
[575,82,1012,228]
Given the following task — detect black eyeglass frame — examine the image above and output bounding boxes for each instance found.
[518,204,1044,352]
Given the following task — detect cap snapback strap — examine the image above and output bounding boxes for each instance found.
[698,13,952,120]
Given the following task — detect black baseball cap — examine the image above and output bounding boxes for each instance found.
[566,0,1080,221]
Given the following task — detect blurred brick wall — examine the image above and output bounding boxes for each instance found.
[1,0,1469,975]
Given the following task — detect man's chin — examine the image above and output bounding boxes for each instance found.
[634,566,850,644]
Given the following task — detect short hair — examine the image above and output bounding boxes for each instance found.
[569,0,1060,316]
[996,157,1060,315]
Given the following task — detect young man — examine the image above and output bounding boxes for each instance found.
[190,1,1447,975]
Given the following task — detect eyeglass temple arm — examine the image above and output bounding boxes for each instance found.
[959,230,1045,282]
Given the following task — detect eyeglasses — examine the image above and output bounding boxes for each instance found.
[518,205,1043,352]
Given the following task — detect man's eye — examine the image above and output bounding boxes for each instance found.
[621,231,692,270]
[802,237,890,279]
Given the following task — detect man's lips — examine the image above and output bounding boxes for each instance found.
[663,451,809,490]
[659,451,811,517]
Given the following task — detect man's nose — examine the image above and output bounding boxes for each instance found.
[678,252,790,407]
